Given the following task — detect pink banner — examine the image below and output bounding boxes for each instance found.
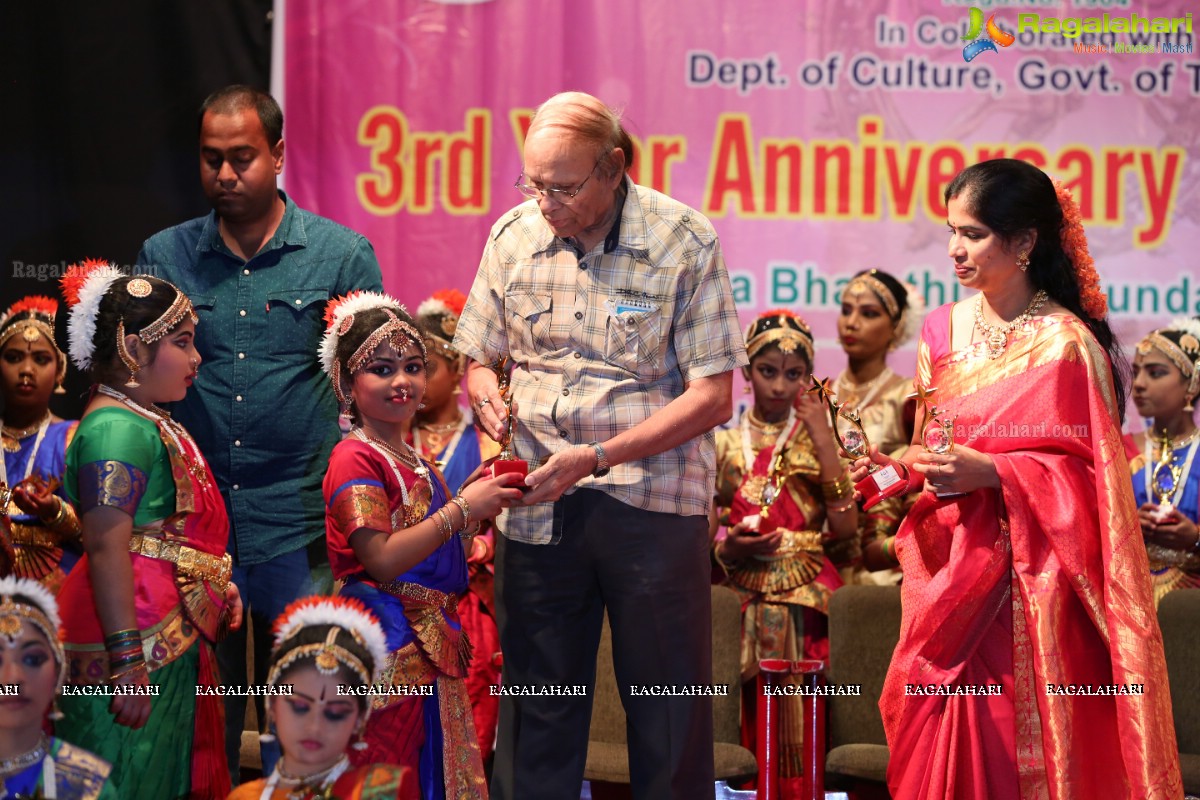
[285,0,1198,396]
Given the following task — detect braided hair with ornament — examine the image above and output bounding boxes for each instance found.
[944,159,1127,421]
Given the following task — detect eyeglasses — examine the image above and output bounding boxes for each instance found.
[514,159,601,205]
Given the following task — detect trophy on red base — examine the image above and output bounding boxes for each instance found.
[488,356,528,484]
[809,376,907,511]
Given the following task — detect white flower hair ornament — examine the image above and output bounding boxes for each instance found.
[60,258,125,371]
[267,595,389,688]
[0,575,68,689]
[319,291,425,407]
[894,279,927,348]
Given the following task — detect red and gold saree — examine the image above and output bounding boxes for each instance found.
[882,304,1181,800]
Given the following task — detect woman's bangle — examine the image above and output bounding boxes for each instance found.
[827,495,856,513]
[104,629,140,648]
[437,507,458,542]
[452,495,473,529]
[821,471,854,501]
[881,535,898,563]
[712,540,736,575]
[110,662,149,684]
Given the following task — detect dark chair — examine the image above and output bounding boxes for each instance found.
[584,584,758,796]
[1158,589,1200,795]
[823,585,901,791]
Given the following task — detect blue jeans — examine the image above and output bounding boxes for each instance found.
[218,538,333,784]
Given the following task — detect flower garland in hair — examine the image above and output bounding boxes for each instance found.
[1053,180,1107,320]
[60,258,125,371]
[269,595,388,687]
[893,280,926,348]
[0,295,59,332]
[415,288,467,326]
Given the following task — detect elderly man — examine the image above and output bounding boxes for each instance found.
[136,84,383,781]
[454,91,747,800]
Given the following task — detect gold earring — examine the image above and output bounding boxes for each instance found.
[1016,251,1030,272]
[116,319,141,388]
[352,722,369,751]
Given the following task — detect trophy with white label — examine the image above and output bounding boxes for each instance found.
[809,377,906,511]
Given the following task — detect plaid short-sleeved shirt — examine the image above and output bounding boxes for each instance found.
[453,178,748,544]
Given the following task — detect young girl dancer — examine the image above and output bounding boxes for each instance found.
[56,259,242,799]
[227,596,415,799]
[320,292,522,799]
[0,296,82,592]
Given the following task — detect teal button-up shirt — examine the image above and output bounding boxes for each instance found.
[136,191,384,565]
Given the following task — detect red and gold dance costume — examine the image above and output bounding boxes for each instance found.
[881,305,1181,799]
[325,436,487,800]
[56,393,233,799]
[414,287,503,762]
[713,417,845,784]
[228,764,414,800]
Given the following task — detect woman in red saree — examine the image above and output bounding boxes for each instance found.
[854,159,1182,799]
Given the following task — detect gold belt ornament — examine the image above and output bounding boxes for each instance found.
[754,529,824,561]
[10,523,59,548]
[377,579,459,612]
[128,534,232,591]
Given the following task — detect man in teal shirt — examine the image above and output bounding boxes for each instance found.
[135,85,383,781]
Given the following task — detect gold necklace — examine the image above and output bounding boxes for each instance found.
[745,409,785,436]
[973,290,1049,359]
[1157,426,1200,454]
[419,413,464,435]
[1,412,51,453]
[836,367,893,410]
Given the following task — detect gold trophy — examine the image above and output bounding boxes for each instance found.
[1151,429,1183,523]
[487,356,528,483]
[810,377,905,510]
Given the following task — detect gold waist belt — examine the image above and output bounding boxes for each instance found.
[377,579,458,612]
[128,534,232,591]
[11,523,58,549]
[754,529,824,562]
